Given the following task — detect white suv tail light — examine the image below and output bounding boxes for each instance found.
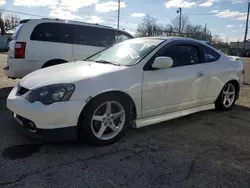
[14,42,26,59]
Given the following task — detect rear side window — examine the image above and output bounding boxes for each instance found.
[73,25,115,47]
[115,31,133,43]
[12,24,24,40]
[201,45,221,62]
[30,23,73,44]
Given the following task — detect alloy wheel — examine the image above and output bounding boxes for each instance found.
[91,101,126,140]
[222,83,235,108]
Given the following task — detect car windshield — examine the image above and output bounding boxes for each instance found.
[87,38,163,66]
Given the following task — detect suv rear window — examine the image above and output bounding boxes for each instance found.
[12,24,24,40]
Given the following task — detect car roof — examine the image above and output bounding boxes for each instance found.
[136,36,205,43]
[20,18,133,37]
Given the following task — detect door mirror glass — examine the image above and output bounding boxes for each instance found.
[152,57,173,69]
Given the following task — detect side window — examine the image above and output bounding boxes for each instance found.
[30,23,73,44]
[161,44,201,67]
[115,32,132,43]
[202,45,221,62]
[73,25,115,47]
[59,24,74,44]
[12,24,24,40]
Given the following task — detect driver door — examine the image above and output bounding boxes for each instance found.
[142,41,209,118]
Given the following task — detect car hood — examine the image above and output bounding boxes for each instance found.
[20,61,127,90]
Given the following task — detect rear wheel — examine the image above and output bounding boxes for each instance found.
[78,93,131,146]
[215,82,236,110]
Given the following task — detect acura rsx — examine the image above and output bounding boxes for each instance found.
[7,37,244,146]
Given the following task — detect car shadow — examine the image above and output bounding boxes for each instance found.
[0,87,12,111]
[1,85,250,160]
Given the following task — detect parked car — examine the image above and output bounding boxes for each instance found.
[6,18,133,78]
[7,37,244,146]
[0,36,9,52]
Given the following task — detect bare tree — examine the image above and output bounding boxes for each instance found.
[0,12,20,35]
[171,15,189,33]
[212,35,223,44]
[136,14,160,37]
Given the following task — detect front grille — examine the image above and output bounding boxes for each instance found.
[16,85,29,96]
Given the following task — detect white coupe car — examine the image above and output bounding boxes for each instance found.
[7,37,244,146]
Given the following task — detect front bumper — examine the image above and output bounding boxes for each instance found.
[7,85,84,130]
[13,113,78,142]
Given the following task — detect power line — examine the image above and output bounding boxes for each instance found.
[117,0,120,29]
[0,8,136,32]
[0,8,45,18]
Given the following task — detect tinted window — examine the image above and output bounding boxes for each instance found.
[73,25,115,47]
[30,23,73,44]
[12,24,24,40]
[202,45,220,62]
[161,44,201,67]
[115,31,133,43]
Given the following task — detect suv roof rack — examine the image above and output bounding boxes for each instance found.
[40,18,113,29]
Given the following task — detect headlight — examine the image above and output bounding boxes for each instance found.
[25,84,75,105]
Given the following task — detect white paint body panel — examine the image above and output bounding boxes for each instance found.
[136,104,215,128]
[7,37,244,131]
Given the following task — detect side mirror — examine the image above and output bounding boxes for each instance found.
[152,57,173,69]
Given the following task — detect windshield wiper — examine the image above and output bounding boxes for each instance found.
[94,60,121,66]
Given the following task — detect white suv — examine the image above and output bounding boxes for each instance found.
[6,18,133,78]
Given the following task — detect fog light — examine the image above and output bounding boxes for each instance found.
[28,121,36,130]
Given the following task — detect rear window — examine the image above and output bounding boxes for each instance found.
[12,24,24,40]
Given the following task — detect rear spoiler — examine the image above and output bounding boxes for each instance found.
[228,56,240,61]
[20,19,31,24]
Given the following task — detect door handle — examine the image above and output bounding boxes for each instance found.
[196,71,204,78]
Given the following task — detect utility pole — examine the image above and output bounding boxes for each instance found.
[177,7,182,36]
[117,0,120,29]
[204,23,207,40]
[243,2,250,56]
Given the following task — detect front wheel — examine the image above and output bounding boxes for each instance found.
[78,94,131,146]
[215,82,236,110]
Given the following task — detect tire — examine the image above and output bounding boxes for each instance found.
[78,93,131,146]
[215,82,237,110]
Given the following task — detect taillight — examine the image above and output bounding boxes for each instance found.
[14,42,26,59]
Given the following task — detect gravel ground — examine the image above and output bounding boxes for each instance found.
[1,54,250,188]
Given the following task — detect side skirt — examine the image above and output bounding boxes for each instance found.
[134,104,215,128]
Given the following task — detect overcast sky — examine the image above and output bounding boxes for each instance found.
[0,0,249,42]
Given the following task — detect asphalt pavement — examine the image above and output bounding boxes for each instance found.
[1,54,250,188]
